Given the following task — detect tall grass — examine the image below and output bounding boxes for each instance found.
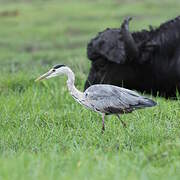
[0,0,180,179]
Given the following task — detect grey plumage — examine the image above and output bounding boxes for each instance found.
[84,84,156,115]
[36,65,157,132]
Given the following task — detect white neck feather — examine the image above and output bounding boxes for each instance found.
[63,67,84,101]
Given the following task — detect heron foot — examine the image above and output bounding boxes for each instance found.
[101,125,105,134]
[120,119,127,128]
[117,115,127,128]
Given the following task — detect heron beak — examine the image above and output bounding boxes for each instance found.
[35,71,52,82]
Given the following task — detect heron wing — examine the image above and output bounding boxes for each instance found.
[84,84,155,114]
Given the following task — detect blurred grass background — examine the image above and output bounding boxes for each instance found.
[0,0,180,180]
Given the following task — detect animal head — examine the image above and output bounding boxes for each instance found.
[87,28,126,64]
[35,64,68,81]
[87,17,139,65]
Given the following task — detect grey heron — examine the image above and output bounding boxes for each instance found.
[35,65,157,132]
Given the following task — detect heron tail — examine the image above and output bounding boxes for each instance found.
[140,98,157,107]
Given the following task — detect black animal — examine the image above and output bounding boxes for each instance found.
[85,16,180,98]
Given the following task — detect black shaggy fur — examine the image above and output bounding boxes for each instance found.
[85,16,180,98]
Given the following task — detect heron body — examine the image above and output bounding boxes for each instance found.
[36,65,157,132]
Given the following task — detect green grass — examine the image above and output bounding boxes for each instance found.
[0,0,180,179]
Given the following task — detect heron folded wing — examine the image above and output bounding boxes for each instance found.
[85,84,155,114]
[85,85,136,113]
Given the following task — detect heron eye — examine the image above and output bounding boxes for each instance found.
[52,69,55,72]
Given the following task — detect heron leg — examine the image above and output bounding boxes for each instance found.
[117,114,127,128]
[102,113,105,133]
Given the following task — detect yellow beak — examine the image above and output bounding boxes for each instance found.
[35,71,52,82]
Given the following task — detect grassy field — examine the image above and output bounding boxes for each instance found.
[0,0,180,179]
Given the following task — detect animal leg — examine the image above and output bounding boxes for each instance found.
[117,114,127,128]
[101,113,105,133]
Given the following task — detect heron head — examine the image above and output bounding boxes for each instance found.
[35,64,67,81]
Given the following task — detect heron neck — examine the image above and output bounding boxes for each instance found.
[65,68,84,100]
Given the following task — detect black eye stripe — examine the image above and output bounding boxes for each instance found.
[53,64,65,69]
